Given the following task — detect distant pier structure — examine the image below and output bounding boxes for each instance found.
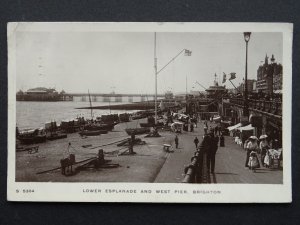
[67,92,165,102]
[16,87,165,102]
[16,88,74,102]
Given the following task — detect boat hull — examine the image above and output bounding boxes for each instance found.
[79,130,102,136]
[18,135,47,144]
[47,133,68,140]
[125,128,150,135]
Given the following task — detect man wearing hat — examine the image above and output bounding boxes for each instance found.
[206,131,219,173]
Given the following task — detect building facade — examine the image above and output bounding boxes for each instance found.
[237,79,257,94]
[256,54,283,95]
[273,63,283,92]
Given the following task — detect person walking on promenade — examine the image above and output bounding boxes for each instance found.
[214,126,218,136]
[259,134,269,167]
[194,136,199,149]
[190,123,194,132]
[220,134,225,147]
[206,132,219,174]
[204,125,208,135]
[175,135,179,149]
[194,115,198,128]
[245,136,260,168]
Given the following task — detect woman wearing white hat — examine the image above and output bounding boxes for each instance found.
[259,134,269,167]
[245,136,260,168]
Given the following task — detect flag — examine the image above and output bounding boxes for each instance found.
[184,49,192,56]
[222,72,226,83]
[229,72,236,80]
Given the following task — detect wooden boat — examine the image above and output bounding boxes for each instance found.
[96,129,108,134]
[139,123,154,128]
[84,91,117,132]
[17,128,47,144]
[119,113,130,122]
[84,123,115,132]
[125,128,150,135]
[132,114,146,120]
[47,132,67,140]
[79,130,102,136]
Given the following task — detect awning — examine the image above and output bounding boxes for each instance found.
[227,123,242,131]
[221,120,232,124]
[171,122,183,126]
[213,116,221,121]
[238,124,254,131]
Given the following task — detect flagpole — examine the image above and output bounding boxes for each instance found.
[186,76,187,96]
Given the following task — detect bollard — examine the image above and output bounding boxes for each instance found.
[97,149,105,165]
[127,139,136,155]
[129,143,134,155]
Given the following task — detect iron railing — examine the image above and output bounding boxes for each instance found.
[229,98,282,116]
[182,141,209,183]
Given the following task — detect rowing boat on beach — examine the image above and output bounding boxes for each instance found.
[79,130,102,136]
[125,127,150,135]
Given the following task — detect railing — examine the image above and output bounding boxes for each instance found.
[182,141,209,183]
[229,98,282,116]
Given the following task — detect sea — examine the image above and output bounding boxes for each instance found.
[16,101,135,129]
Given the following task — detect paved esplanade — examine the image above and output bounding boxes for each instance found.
[155,121,283,184]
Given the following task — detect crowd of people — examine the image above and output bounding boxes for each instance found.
[243,135,282,170]
[172,111,282,174]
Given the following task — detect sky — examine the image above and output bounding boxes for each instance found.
[16,31,282,94]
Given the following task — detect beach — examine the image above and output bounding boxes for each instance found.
[16,118,176,182]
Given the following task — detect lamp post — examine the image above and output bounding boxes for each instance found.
[243,32,251,117]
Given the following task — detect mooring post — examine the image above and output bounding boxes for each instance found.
[128,140,134,155]
[98,149,105,165]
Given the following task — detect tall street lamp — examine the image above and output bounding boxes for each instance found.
[243,32,251,117]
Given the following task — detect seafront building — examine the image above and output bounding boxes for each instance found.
[256,54,283,96]
[184,54,283,147]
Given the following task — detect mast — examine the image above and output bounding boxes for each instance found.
[186,76,187,96]
[154,32,158,124]
[88,89,93,120]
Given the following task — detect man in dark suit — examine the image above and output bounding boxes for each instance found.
[206,132,219,173]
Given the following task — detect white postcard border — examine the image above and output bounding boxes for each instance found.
[7,22,293,203]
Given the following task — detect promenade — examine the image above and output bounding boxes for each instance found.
[155,120,283,184]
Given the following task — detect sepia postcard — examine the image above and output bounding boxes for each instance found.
[7,22,293,202]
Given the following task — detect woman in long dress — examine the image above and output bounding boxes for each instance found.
[259,135,269,167]
[245,137,260,168]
